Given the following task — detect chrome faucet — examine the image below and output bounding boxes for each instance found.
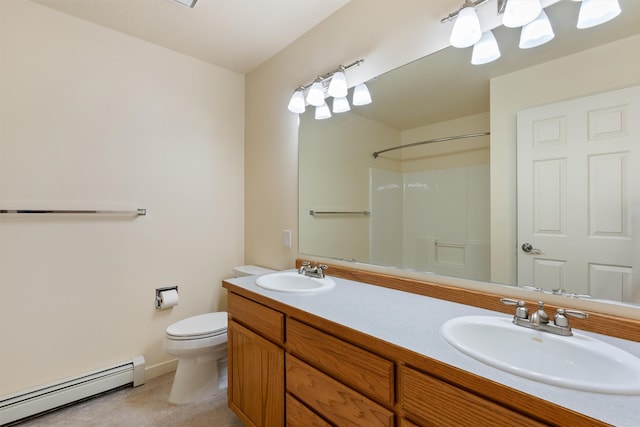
[298,261,328,278]
[529,301,550,327]
[500,298,588,336]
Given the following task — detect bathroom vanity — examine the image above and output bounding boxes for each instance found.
[223,262,640,427]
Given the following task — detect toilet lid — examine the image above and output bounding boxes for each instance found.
[166,312,228,339]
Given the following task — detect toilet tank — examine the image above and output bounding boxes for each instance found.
[233,265,276,277]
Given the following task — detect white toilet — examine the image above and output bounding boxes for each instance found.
[163,312,228,404]
[163,265,274,404]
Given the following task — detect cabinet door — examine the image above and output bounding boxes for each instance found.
[228,320,284,427]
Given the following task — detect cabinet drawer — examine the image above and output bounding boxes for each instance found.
[287,355,394,427]
[286,393,332,427]
[399,366,546,426]
[287,318,394,406]
[399,418,420,427]
[228,292,284,344]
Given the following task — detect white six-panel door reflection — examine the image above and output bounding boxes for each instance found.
[517,85,639,303]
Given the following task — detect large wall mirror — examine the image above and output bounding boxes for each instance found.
[299,0,640,307]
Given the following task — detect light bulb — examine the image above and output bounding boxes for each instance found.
[519,10,554,49]
[332,96,351,113]
[306,81,325,107]
[287,89,306,114]
[471,31,501,65]
[450,5,482,48]
[328,71,348,98]
[577,0,621,29]
[502,0,542,28]
[352,83,372,106]
[315,102,332,120]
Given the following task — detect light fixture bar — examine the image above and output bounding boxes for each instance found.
[172,0,198,8]
[497,0,508,15]
[441,0,490,23]
[288,59,366,115]
[296,59,364,93]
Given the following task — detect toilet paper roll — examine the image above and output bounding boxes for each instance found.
[159,289,179,309]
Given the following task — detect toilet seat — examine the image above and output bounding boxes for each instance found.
[166,312,227,341]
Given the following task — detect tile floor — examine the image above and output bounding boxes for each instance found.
[13,373,245,426]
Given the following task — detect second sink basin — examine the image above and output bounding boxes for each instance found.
[441,315,640,395]
[256,271,335,293]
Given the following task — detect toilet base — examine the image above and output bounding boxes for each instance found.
[168,353,228,404]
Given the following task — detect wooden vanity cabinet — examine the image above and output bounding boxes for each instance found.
[224,282,609,427]
[227,293,285,427]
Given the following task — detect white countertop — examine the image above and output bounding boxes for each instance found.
[226,271,640,426]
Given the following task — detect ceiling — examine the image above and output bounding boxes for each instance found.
[29,0,351,74]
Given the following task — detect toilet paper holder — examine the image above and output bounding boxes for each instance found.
[155,286,179,309]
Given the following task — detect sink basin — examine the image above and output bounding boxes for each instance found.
[441,315,640,395]
[255,271,335,293]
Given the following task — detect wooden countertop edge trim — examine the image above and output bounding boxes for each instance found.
[296,259,640,343]
[222,280,608,426]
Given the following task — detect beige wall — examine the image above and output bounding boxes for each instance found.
[490,33,640,285]
[0,1,244,394]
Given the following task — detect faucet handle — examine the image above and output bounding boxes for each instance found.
[317,264,328,277]
[564,309,588,319]
[558,308,588,319]
[298,261,311,274]
[554,308,588,328]
[500,298,529,319]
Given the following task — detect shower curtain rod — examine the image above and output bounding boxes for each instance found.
[372,131,490,159]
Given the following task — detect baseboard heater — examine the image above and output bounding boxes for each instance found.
[0,356,145,426]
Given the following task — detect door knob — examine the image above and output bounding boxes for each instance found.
[521,243,542,255]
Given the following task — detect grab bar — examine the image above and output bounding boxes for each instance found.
[309,210,370,216]
[0,209,147,216]
[435,240,464,249]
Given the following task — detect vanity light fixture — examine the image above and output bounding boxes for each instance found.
[576,0,621,29]
[328,68,348,98]
[441,0,489,48]
[306,80,326,107]
[315,102,332,120]
[352,83,372,106]
[332,96,351,113]
[471,30,501,64]
[450,2,482,48]
[501,0,542,28]
[287,88,306,114]
[444,0,623,65]
[519,10,554,49]
[287,59,367,118]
